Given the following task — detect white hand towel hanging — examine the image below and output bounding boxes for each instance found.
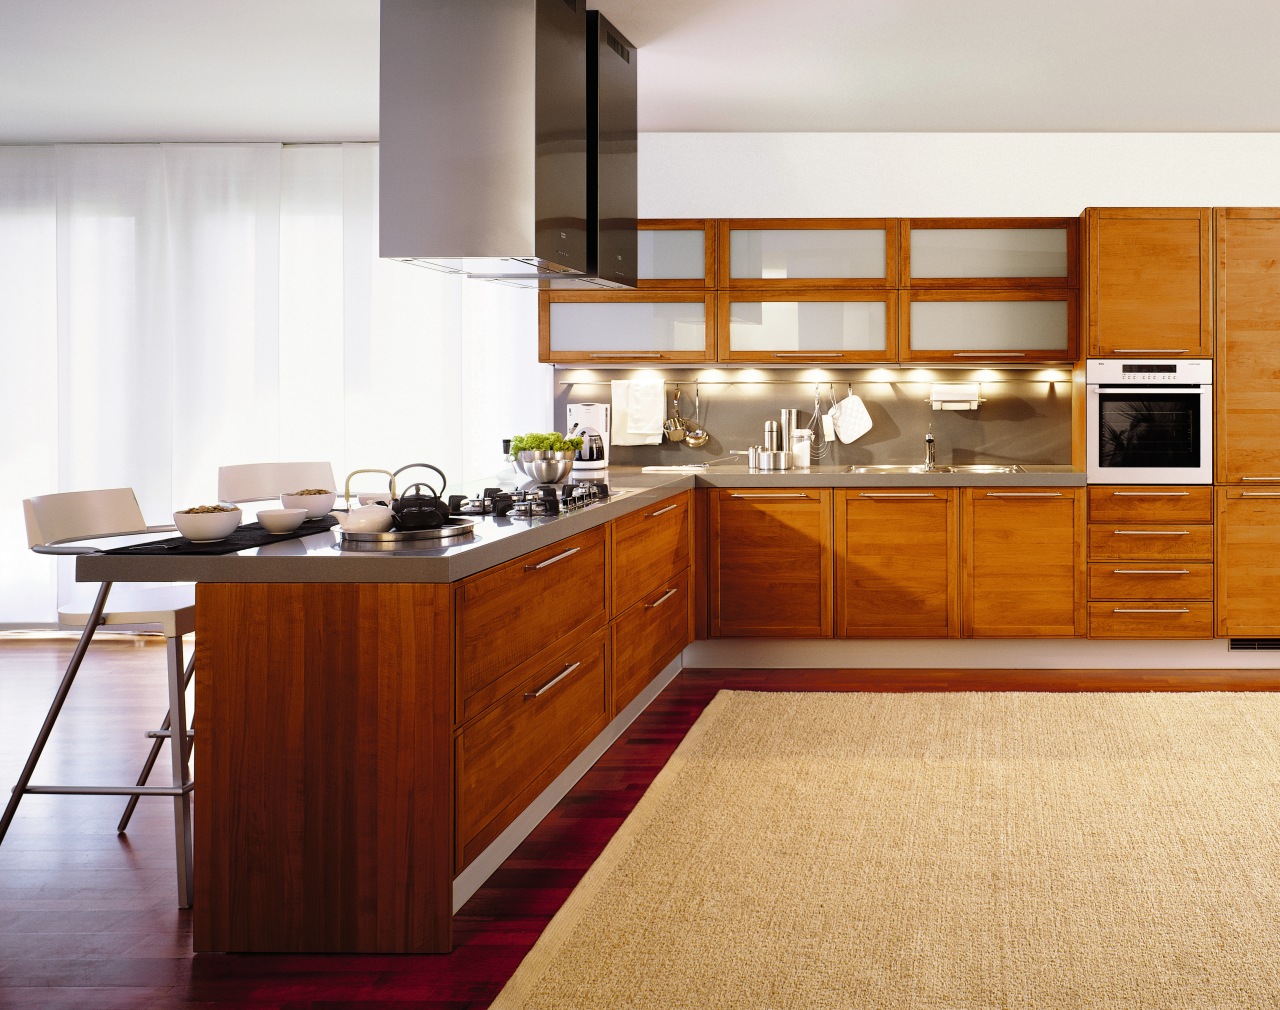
[610,380,664,446]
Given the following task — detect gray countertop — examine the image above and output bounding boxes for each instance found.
[77,465,1083,586]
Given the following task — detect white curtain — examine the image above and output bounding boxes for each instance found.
[0,143,550,626]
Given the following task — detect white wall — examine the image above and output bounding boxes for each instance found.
[638,132,1280,217]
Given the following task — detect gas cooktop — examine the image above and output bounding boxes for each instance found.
[447,481,632,522]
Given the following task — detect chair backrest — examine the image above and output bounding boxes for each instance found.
[217,461,337,505]
[23,488,148,548]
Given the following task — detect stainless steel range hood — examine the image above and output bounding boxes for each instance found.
[379,0,636,286]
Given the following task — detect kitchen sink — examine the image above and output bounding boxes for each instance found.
[847,463,1024,474]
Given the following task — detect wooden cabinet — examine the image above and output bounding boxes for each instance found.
[717,218,897,289]
[1086,486,1214,639]
[834,488,959,638]
[1216,487,1280,637]
[961,487,1085,637]
[1084,207,1213,357]
[636,219,716,288]
[716,289,897,364]
[610,492,694,712]
[901,218,1078,288]
[1215,208,1280,483]
[708,488,832,638]
[899,288,1077,364]
[538,290,716,364]
[456,525,607,723]
[455,627,610,871]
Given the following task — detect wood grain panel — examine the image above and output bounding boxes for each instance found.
[612,571,693,713]
[1214,209,1280,482]
[193,582,453,954]
[1086,208,1212,357]
[1087,523,1213,561]
[1216,488,1280,637]
[708,489,833,638]
[456,525,607,723]
[962,488,1085,637]
[1087,602,1214,639]
[1087,485,1212,523]
[834,489,958,638]
[455,627,610,871]
[610,492,691,616]
[1088,562,1213,601]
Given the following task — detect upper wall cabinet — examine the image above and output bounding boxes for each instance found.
[539,291,716,364]
[899,290,1077,364]
[1084,208,1213,357]
[717,219,898,289]
[901,218,1078,288]
[716,290,897,364]
[636,219,716,289]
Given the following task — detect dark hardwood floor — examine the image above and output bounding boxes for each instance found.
[2,636,1278,1009]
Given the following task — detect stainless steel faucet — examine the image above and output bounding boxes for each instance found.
[924,425,936,471]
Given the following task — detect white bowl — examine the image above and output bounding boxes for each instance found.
[280,491,336,518]
[256,507,307,534]
[173,508,242,542]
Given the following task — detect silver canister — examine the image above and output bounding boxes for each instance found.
[748,445,763,468]
[759,450,793,470]
[780,408,798,450]
[764,420,781,452]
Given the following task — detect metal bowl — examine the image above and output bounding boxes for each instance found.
[516,450,575,483]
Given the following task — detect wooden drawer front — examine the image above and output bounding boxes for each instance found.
[610,493,691,617]
[1088,562,1213,601]
[1087,524,1213,561]
[457,526,607,722]
[612,571,692,714]
[1088,602,1214,639]
[1087,486,1212,524]
[455,628,610,871]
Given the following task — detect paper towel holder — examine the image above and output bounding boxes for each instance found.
[927,382,985,411]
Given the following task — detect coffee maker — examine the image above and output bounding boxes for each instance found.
[566,402,610,471]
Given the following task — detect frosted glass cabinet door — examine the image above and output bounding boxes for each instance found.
[903,218,1078,287]
[716,291,897,363]
[718,219,897,289]
[636,220,715,288]
[900,290,1078,363]
[539,292,715,363]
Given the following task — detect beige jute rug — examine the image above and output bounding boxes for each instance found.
[489,690,1280,1009]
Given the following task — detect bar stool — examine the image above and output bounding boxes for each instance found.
[3,488,196,907]
[217,460,336,506]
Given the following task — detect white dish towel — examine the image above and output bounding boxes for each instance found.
[610,379,664,445]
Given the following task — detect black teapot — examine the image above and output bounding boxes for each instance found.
[391,463,450,530]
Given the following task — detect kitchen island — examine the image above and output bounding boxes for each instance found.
[76,465,1084,954]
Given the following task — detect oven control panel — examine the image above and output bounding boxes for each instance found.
[1085,358,1212,385]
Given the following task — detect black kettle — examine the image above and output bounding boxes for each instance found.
[391,463,450,530]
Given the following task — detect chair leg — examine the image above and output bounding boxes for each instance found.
[164,633,194,909]
[117,645,195,835]
[0,582,113,846]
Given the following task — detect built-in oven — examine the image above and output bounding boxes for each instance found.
[1085,359,1213,484]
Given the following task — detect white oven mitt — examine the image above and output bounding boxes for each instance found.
[831,392,872,443]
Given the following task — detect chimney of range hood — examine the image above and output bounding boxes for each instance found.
[378,0,636,286]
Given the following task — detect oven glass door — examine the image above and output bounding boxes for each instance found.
[1091,388,1207,480]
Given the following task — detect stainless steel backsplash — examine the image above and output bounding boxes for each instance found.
[553,367,1073,468]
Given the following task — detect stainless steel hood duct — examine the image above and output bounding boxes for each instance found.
[379,0,636,286]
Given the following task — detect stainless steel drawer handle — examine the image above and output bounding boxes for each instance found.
[1111,348,1187,354]
[728,493,812,499]
[1241,476,1280,482]
[858,493,939,499]
[1112,530,1189,536]
[646,588,679,609]
[1112,569,1191,575]
[984,492,1062,498]
[1241,491,1280,497]
[525,546,582,570]
[1112,491,1190,497]
[1112,608,1191,614]
[646,503,680,518]
[524,662,580,700]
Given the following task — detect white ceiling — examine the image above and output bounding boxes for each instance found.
[4,0,1280,143]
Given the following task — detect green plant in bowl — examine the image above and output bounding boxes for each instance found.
[510,432,584,454]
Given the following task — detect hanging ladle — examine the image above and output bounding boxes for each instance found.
[685,383,710,448]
